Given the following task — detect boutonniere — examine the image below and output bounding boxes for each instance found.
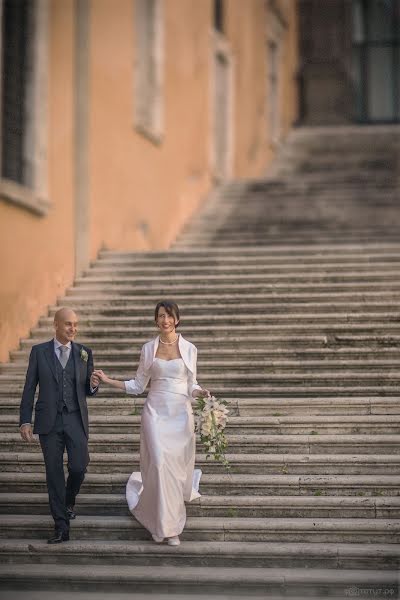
[80,348,88,362]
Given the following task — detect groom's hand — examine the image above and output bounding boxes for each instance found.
[92,369,109,384]
[20,424,34,442]
[90,372,101,388]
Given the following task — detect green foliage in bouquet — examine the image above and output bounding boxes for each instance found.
[194,394,230,471]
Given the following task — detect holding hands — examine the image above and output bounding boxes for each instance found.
[91,370,107,388]
[91,369,126,391]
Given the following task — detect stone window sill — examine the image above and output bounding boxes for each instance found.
[134,122,163,146]
[0,178,49,216]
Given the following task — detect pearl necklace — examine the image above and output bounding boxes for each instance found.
[159,335,179,345]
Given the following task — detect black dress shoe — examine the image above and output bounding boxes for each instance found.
[67,505,76,520]
[47,530,69,544]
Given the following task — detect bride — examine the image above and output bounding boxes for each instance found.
[92,300,210,546]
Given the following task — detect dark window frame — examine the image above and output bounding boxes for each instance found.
[352,0,400,123]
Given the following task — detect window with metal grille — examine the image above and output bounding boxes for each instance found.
[1,0,34,186]
[214,0,224,33]
[134,0,164,143]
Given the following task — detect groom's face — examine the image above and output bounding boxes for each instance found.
[54,310,78,344]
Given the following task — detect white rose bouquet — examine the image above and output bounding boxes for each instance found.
[194,393,230,471]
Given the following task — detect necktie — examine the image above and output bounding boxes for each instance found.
[59,345,69,369]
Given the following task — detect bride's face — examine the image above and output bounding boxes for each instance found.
[156,308,178,333]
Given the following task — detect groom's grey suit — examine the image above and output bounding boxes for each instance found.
[20,340,97,533]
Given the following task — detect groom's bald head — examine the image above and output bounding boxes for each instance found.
[54,307,77,324]
[54,308,78,344]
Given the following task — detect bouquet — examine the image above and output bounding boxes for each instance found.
[194,393,230,471]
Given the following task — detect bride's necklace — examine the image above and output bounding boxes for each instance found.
[159,335,179,345]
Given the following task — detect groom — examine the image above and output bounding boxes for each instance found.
[19,307,99,543]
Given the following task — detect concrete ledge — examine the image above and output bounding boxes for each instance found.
[0,515,399,543]
[0,564,398,596]
[0,539,398,569]
[0,493,398,519]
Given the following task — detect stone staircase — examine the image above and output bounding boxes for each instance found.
[0,125,399,598]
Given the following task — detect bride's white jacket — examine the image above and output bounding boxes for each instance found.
[124,334,202,397]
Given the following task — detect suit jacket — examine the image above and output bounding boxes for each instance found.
[19,340,97,437]
[124,334,202,397]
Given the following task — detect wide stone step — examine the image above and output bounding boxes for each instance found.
[2,415,399,436]
[175,232,399,241]
[5,359,400,378]
[3,383,400,399]
[36,313,400,328]
[97,243,400,259]
[4,371,400,390]
[2,396,399,416]
[84,263,400,277]
[89,254,400,270]
[10,346,400,363]
[177,225,400,236]
[3,433,400,454]
[44,302,400,319]
[0,563,398,597]
[1,539,399,570]
[201,185,398,199]
[1,493,398,519]
[95,247,400,260]
[72,270,400,285]
[65,281,400,295]
[1,473,398,496]
[2,451,399,475]
[191,218,399,232]
[18,332,400,352]
[174,235,400,247]
[53,289,400,305]
[1,515,398,543]
[26,323,400,339]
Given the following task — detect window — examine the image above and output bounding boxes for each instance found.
[266,3,285,144]
[210,16,233,181]
[2,0,33,185]
[352,0,400,122]
[133,0,164,143]
[214,0,224,33]
[268,40,280,143]
[0,0,49,215]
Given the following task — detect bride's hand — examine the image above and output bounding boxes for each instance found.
[192,388,211,398]
[92,369,110,384]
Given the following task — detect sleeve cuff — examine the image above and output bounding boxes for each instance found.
[124,380,137,394]
[19,423,31,429]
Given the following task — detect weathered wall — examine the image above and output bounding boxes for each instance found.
[89,0,212,256]
[226,0,298,176]
[0,0,75,361]
[0,0,298,362]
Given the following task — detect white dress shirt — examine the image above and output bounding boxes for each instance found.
[54,338,72,364]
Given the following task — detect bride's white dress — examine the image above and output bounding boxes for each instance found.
[125,357,202,539]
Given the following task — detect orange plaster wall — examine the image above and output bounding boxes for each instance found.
[0,0,75,361]
[88,0,213,257]
[0,0,299,362]
[226,0,270,177]
[226,0,298,178]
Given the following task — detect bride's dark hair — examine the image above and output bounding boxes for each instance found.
[154,300,180,328]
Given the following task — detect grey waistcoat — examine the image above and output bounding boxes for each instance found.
[55,351,80,413]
